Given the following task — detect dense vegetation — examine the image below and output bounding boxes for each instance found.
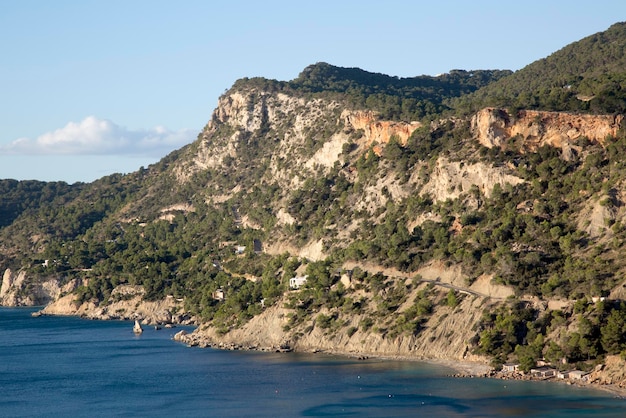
[0,180,81,228]
[454,22,626,114]
[233,62,511,121]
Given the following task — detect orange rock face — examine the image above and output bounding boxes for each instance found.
[344,110,421,148]
[471,108,623,152]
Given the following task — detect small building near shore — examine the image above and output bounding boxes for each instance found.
[502,363,520,373]
[557,369,587,380]
[569,370,587,380]
[530,367,556,378]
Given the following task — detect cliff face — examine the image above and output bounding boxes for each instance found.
[342,110,422,147]
[471,108,623,154]
[175,90,343,189]
[177,90,423,185]
[0,269,64,306]
[420,157,524,202]
[212,91,422,147]
[172,88,522,218]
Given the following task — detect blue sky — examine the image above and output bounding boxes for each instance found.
[1,1,624,183]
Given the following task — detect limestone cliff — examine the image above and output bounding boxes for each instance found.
[175,91,345,185]
[471,107,623,154]
[420,157,524,202]
[0,269,65,306]
[342,110,421,147]
[175,90,422,188]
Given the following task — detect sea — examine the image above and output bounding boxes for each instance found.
[0,307,624,417]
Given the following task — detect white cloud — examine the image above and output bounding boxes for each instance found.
[2,116,197,157]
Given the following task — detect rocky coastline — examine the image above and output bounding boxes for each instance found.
[172,326,494,375]
[172,326,626,399]
[34,285,197,327]
[26,296,626,399]
[22,282,626,399]
[31,294,626,400]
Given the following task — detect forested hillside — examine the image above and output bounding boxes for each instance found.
[3,22,626,377]
[454,22,626,114]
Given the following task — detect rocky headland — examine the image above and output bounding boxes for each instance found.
[37,284,195,326]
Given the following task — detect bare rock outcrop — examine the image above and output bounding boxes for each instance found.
[588,355,626,389]
[176,89,423,191]
[420,157,524,202]
[175,290,492,366]
[182,91,338,172]
[265,238,326,261]
[342,110,421,147]
[1,269,64,306]
[577,196,615,238]
[39,284,194,325]
[472,108,623,153]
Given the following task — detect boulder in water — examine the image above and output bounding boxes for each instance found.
[133,320,143,334]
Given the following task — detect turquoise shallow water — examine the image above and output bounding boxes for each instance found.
[0,307,624,417]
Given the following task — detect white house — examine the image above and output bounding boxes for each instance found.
[569,370,587,380]
[213,288,225,301]
[289,275,308,289]
[502,363,520,373]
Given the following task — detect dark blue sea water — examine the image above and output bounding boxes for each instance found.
[0,307,624,417]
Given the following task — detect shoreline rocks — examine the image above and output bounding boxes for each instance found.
[37,289,196,327]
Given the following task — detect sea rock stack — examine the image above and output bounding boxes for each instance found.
[133,320,143,334]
